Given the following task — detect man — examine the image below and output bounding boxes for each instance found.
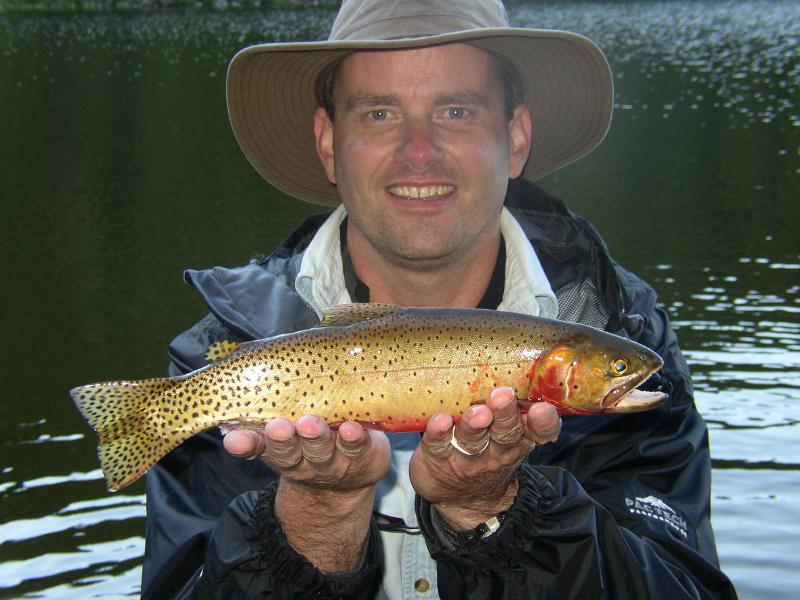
[142,1,737,598]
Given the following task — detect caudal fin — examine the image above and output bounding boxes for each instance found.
[71,378,181,491]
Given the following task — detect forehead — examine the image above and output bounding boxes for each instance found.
[334,43,500,97]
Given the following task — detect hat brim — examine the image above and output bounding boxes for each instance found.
[226,28,613,207]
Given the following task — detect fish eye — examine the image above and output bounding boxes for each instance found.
[611,358,630,376]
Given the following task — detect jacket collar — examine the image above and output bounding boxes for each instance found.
[294,205,558,319]
[183,181,623,342]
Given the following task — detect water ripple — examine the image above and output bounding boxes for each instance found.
[0,495,144,543]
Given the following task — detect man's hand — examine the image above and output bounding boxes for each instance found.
[225,416,391,489]
[223,417,391,572]
[409,386,561,531]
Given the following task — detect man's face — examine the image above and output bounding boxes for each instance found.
[314,43,531,268]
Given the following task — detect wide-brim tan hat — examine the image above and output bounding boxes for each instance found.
[227,0,613,207]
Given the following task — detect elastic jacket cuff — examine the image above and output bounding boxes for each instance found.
[251,481,383,597]
[416,465,548,565]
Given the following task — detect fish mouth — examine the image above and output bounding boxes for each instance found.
[602,383,668,413]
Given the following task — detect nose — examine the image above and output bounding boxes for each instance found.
[394,119,444,172]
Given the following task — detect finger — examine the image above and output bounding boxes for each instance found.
[420,413,454,458]
[296,415,335,464]
[453,404,494,454]
[223,429,266,459]
[526,402,562,444]
[486,386,526,447]
[264,418,304,469]
[335,421,371,458]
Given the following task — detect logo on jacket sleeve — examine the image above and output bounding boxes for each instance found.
[625,495,688,538]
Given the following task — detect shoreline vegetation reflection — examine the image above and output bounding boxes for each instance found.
[0,0,332,13]
[0,0,636,14]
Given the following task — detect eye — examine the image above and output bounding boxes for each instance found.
[446,107,466,119]
[369,109,389,121]
[611,358,630,376]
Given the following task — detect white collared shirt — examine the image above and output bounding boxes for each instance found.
[293,205,557,599]
[295,204,557,319]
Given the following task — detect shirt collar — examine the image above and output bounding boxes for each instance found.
[295,205,558,319]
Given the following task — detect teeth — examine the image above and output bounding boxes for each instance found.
[388,185,454,199]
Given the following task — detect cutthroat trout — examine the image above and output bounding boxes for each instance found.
[71,304,667,491]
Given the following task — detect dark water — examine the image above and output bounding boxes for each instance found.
[0,1,798,597]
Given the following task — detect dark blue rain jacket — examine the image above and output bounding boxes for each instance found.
[141,180,737,599]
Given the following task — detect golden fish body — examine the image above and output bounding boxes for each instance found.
[71,304,666,491]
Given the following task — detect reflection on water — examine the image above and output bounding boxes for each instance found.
[1,1,798,598]
[643,250,800,598]
[516,0,800,129]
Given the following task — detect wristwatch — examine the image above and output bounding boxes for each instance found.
[438,510,509,546]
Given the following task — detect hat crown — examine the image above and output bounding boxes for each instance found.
[330,0,510,41]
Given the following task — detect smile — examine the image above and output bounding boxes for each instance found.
[387,185,455,199]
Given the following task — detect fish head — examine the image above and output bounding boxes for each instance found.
[525,333,667,414]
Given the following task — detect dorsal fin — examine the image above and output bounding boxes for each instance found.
[204,340,241,362]
[319,303,404,327]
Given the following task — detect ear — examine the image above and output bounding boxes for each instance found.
[313,106,336,184]
[507,105,532,180]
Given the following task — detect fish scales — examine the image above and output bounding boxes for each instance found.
[71,305,667,491]
[170,311,552,431]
